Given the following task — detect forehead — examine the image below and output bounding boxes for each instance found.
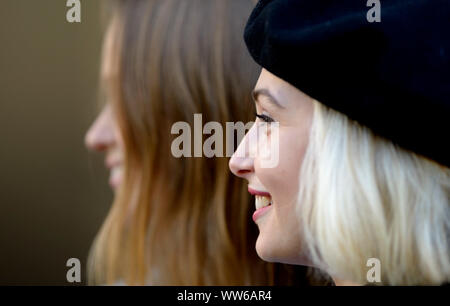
[255,69,311,109]
[256,69,289,90]
[101,21,120,81]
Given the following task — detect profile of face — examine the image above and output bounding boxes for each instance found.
[85,21,124,192]
[85,104,124,191]
[229,68,314,265]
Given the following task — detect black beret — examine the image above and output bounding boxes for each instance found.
[244,0,450,168]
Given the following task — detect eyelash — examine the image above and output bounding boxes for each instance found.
[255,112,274,123]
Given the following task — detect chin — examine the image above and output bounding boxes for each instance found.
[255,235,309,265]
[255,236,280,263]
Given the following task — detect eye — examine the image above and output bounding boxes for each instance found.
[255,112,274,123]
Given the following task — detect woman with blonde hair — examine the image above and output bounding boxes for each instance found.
[85,0,307,285]
[230,0,450,285]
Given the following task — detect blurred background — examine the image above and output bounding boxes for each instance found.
[0,0,111,285]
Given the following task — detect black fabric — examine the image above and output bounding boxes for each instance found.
[244,0,450,167]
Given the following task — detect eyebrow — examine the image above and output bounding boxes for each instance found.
[252,88,285,109]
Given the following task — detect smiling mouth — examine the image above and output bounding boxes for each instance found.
[108,165,123,189]
[252,195,272,222]
[255,195,272,210]
[248,186,273,212]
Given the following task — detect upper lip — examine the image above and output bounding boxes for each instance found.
[248,186,271,197]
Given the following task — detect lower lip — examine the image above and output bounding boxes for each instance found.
[252,205,272,222]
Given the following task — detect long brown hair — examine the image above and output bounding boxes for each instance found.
[88,0,306,285]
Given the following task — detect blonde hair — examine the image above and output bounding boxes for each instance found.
[298,100,450,285]
[88,0,305,286]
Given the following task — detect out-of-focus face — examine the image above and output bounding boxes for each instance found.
[229,68,314,264]
[85,104,124,191]
[85,22,124,191]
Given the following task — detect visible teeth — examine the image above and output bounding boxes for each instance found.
[255,195,272,210]
[111,166,123,180]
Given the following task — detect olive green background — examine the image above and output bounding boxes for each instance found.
[0,0,111,285]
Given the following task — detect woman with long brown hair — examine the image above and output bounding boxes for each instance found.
[85,0,307,285]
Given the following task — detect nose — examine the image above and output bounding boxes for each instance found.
[229,126,255,179]
[85,105,116,152]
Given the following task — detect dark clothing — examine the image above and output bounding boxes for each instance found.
[244,0,450,167]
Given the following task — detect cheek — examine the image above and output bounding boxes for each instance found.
[112,118,125,155]
[254,129,309,263]
[256,129,306,205]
